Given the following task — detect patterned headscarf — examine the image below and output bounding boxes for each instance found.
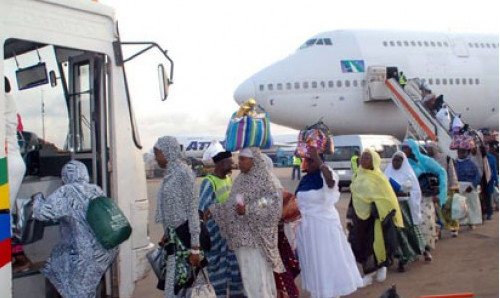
[62,160,90,184]
[154,136,195,224]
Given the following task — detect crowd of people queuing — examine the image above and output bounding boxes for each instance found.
[151,130,498,298]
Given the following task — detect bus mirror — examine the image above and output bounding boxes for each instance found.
[16,62,49,90]
[158,64,170,101]
[49,70,57,87]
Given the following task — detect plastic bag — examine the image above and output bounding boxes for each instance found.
[86,196,132,249]
[14,194,45,245]
[451,193,468,220]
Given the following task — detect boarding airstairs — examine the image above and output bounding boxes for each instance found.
[385,78,457,158]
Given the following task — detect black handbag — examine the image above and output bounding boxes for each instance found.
[418,173,439,196]
[175,217,211,252]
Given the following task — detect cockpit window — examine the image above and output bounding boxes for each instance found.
[299,38,332,49]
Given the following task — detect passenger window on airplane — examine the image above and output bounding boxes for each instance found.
[277,83,283,90]
[424,41,429,47]
[429,78,433,85]
[443,42,449,47]
[417,41,422,47]
[449,78,453,85]
[474,43,479,48]
[303,82,309,89]
[259,84,264,91]
[404,41,409,47]
[312,81,318,88]
[411,41,416,46]
[468,43,474,48]
[320,81,325,88]
[337,80,342,87]
[437,41,442,47]
[324,38,332,45]
[442,79,447,85]
[455,78,460,85]
[492,44,497,49]
[462,78,467,85]
[475,78,480,84]
[469,78,473,84]
[480,43,485,48]
[361,80,366,87]
[486,43,491,48]
[328,81,334,88]
[353,80,358,87]
[390,41,395,47]
[435,79,440,85]
[396,41,402,46]
[286,82,292,90]
[294,82,300,89]
[383,41,388,47]
[430,41,436,47]
[268,84,273,91]
[345,80,350,87]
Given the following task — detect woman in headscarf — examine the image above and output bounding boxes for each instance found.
[154,136,202,297]
[425,141,460,237]
[210,147,284,298]
[33,160,118,298]
[295,147,363,297]
[454,139,482,227]
[402,139,447,262]
[350,148,403,285]
[384,151,425,272]
[263,154,300,298]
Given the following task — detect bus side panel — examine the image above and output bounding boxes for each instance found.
[1,52,12,298]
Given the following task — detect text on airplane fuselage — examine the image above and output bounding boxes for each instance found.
[186,141,212,151]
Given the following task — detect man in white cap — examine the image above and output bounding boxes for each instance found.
[198,147,245,297]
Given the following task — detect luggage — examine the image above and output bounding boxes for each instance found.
[15,193,45,245]
[295,121,334,158]
[86,196,132,249]
[225,112,273,152]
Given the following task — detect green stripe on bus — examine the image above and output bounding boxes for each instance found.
[0,158,7,186]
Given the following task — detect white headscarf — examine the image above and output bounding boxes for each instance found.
[384,151,422,225]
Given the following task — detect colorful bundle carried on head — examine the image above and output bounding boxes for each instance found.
[294,121,334,158]
[225,98,273,152]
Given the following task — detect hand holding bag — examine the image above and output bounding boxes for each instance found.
[451,193,468,220]
[187,269,216,298]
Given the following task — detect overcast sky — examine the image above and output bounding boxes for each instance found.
[100,0,498,152]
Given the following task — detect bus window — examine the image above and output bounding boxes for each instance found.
[323,146,360,162]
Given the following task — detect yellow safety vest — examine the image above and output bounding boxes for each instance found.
[204,175,232,204]
[351,155,359,173]
[399,74,407,85]
[293,156,302,166]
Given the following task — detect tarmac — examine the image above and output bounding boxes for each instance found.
[134,166,499,298]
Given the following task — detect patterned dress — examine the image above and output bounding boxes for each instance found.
[33,160,118,298]
[155,136,201,298]
[199,178,244,297]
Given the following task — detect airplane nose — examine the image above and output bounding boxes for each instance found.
[233,79,255,105]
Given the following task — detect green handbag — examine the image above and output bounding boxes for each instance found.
[86,196,132,249]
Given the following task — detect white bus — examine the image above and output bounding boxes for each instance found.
[1,0,173,297]
[324,135,400,187]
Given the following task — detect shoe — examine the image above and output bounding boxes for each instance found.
[397,261,406,273]
[469,224,475,230]
[424,251,433,262]
[451,230,458,238]
[486,214,493,220]
[362,274,373,287]
[12,254,32,273]
[375,266,387,282]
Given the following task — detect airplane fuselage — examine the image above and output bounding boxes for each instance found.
[234,30,499,138]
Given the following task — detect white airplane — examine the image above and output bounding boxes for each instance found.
[233,29,499,138]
